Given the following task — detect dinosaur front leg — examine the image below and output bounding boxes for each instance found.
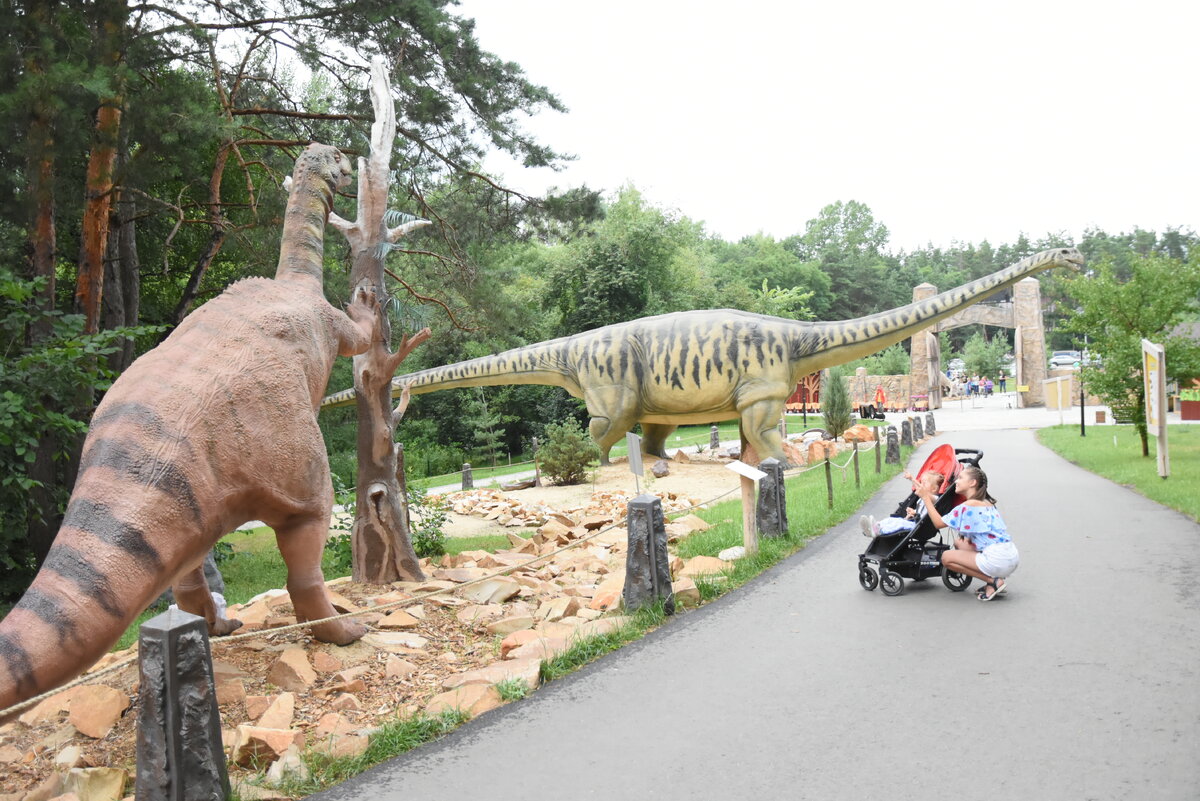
[172,565,243,636]
[585,386,641,466]
[274,517,367,646]
[640,423,678,459]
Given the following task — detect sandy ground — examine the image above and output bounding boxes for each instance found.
[434,455,744,537]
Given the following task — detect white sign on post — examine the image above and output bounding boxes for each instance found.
[626,432,644,477]
[725,460,768,557]
[1142,339,1170,478]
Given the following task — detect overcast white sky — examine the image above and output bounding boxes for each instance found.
[459,0,1197,252]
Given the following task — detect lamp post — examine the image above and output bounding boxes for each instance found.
[1079,333,1087,437]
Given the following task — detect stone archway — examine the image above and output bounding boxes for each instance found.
[908,277,1049,408]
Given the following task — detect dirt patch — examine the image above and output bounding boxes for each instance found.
[438,454,743,538]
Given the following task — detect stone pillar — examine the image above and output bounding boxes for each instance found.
[925,412,936,436]
[754,458,788,538]
[710,425,720,450]
[908,282,938,407]
[885,426,900,464]
[136,609,230,801]
[912,416,923,441]
[1014,277,1048,407]
[461,463,473,491]
[624,495,675,614]
[900,419,913,447]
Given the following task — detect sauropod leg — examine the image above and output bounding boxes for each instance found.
[274,517,366,646]
[737,398,790,465]
[585,385,641,465]
[172,564,243,636]
[640,423,678,459]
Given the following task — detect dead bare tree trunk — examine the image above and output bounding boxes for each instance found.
[329,58,432,584]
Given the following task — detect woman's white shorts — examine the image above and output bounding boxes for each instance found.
[975,541,1019,578]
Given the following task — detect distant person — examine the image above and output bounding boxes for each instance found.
[916,465,1018,601]
[984,377,994,396]
[998,372,1007,393]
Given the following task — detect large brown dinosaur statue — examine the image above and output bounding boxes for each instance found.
[323,248,1083,464]
[0,143,374,717]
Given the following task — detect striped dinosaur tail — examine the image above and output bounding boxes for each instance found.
[321,336,582,410]
[792,247,1083,371]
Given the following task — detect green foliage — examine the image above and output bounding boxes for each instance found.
[0,270,163,599]
[849,343,910,375]
[494,677,530,701]
[467,388,506,467]
[408,483,449,558]
[1060,253,1200,454]
[821,366,853,439]
[538,419,599,485]
[961,331,1008,379]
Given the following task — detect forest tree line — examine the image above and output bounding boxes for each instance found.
[1,1,1197,597]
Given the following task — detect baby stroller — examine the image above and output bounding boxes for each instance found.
[857,444,983,597]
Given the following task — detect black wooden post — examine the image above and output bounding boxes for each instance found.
[885,426,900,465]
[624,495,675,614]
[755,457,788,538]
[710,425,720,450]
[461,463,473,490]
[874,426,882,473]
[136,609,230,801]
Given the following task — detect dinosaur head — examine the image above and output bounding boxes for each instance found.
[289,143,353,209]
[1049,247,1085,273]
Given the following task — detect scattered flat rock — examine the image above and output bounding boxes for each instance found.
[717,545,745,561]
[256,693,295,730]
[378,609,421,629]
[385,656,418,680]
[18,686,82,727]
[485,615,535,635]
[266,647,316,692]
[424,685,503,719]
[362,632,428,652]
[311,651,343,673]
[672,514,712,532]
[459,576,520,604]
[455,605,504,626]
[651,459,670,478]
[53,746,84,770]
[679,555,732,578]
[62,768,126,801]
[442,658,541,691]
[68,685,129,739]
[505,636,571,662]
[230,726,306,767]
[499,629,543,658]
[672,577,701,608]
[215,678,246,705]
[574,616,631,639]
[264,744,309,787]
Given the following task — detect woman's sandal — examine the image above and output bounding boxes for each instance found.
[976,580,1002,601]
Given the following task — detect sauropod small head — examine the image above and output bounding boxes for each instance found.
[292,143,354,197]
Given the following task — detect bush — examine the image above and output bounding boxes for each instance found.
[821,365,853,439]
[407,483,448,558]
[538,418,599,485]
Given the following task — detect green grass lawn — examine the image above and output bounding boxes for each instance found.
[1036,424,1199,522]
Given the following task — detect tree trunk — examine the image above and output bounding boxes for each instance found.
[76,99,121,335]
[351,326,423,584]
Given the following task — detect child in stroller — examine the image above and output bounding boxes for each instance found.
[859,469,944,537]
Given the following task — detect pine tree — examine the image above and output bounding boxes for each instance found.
[822,365,853,440]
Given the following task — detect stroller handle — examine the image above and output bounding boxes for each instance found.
[953,447,984,465]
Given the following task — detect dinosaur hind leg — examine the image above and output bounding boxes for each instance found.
[172,564,243,636]
[274,515,366,646]
[738,399,790,466]
[640,423,678,459]
[585,386,641,466]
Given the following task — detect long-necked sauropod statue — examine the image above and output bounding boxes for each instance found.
[0,143,376,717]
[323,248,1083,463]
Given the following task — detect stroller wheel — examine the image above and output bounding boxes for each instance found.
[942,568,973,592]
[880,570,904,597]
[858,565,879,591]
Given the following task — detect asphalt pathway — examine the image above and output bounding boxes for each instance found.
[311,427,1199,801]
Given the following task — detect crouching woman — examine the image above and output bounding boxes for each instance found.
[914,465,1018,601]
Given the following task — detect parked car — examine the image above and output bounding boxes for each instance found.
[1049,350,1081,368]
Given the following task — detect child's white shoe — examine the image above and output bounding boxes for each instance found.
[859,515,876,537]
